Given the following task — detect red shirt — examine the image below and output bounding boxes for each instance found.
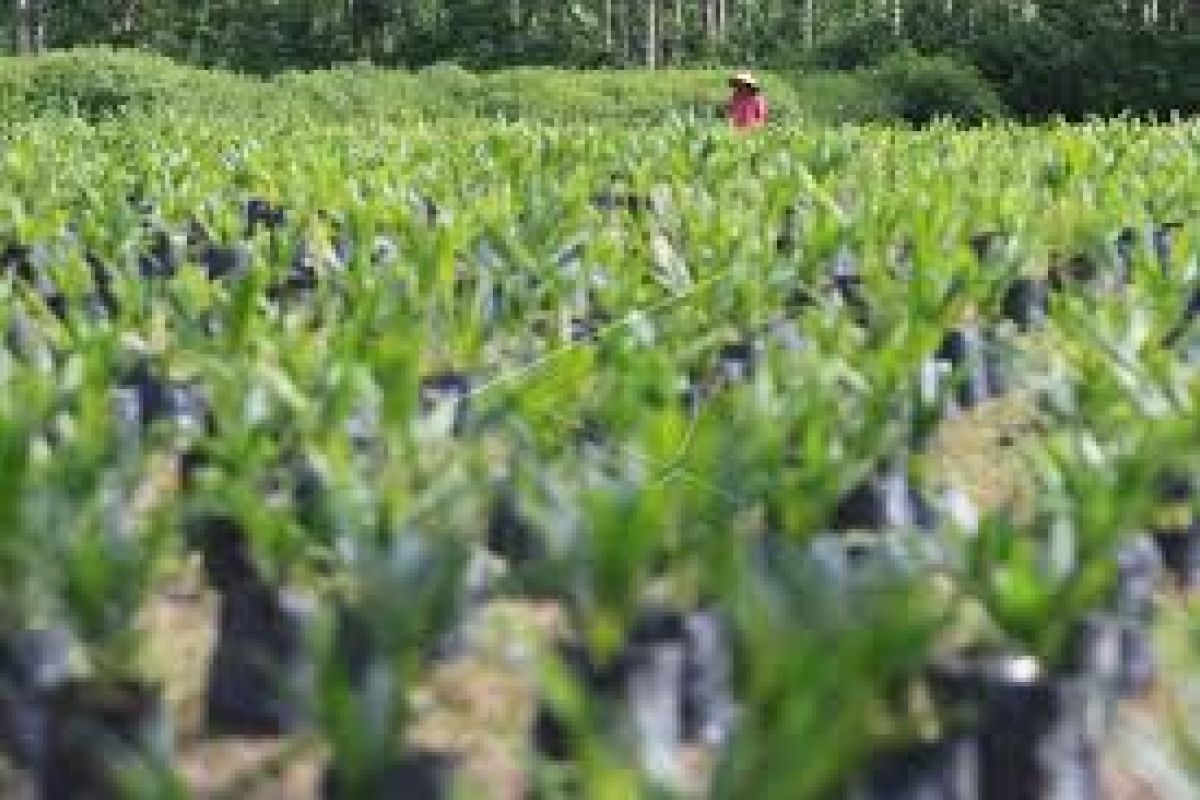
[729,92,767,130]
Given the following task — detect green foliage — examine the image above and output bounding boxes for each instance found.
[0,89,1199,793]
[788,70,894,125]
[805,2,1200,121]
[873,52,1005,126]
[0,45,1015,128]
[3,0,1200,118]
[809,14,901,71]
[714,575,947,800]
[13,42,1200,128]
[0,50,814,125]
[0,47,259,121]
[968,17,1200,120]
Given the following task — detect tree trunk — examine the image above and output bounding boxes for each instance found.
[32,0,42,52]
[13,0,30,53]
[616,0,629,65]
[646,0,657,68]
[604,0,614,54]
[703,0,717,40]
[673,0,683,63]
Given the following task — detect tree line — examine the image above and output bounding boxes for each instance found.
[4,1,1200,118]
[2,1,1198,72]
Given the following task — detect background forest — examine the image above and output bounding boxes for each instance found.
[3,0,1200,119]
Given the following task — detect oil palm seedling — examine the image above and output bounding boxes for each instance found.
[3,95,1200,798]
[36,414,175,798]
[317,524,470,800]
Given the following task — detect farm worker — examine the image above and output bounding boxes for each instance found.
[727,71,767,131]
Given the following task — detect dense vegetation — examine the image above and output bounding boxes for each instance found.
[0,50,802,124]
[0,63,1199,796]
[4,0,1200,118]
[0,47,1006,127]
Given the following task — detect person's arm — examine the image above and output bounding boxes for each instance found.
[756,96,768,124]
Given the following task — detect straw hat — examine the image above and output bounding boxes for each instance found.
[729,71,759,90]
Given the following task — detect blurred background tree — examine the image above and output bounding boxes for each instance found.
[4,0,1200,118]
